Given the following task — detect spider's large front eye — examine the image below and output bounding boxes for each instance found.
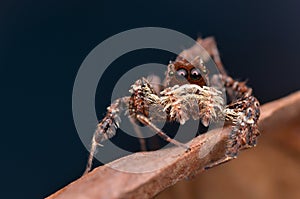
[176,68,188,78]
[190,68,201,80]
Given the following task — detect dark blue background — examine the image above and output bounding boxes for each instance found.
[1,0,299,198]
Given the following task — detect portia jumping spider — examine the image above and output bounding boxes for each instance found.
[84,37,260,173]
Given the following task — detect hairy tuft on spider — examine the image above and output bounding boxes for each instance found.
[84,37,260,174]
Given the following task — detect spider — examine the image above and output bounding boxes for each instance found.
[84,37,260,174]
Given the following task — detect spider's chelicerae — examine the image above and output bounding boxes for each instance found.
[84,37,260,173]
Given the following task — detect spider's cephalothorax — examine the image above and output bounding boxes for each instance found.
[84,37,261,174]
[164,56,209,88]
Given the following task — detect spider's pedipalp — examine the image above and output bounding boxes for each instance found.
[160,84,225,126]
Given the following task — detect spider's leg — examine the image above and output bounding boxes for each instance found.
[204,156,235,170]
[197,37,252,100]
[129,117,147,151]
[136,114,190,151]
[223,75,253,99]
[176,37,226,76]
[146,74,162,95]
[130,78,190,151]
[205,95,260,169]
[225,95,260,157]
[198,37,253,100]
[211,73,253,102]
[84,96,130,174]
[200,37,227,76]
[127,74,163,151]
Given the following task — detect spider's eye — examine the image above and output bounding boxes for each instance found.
[176,68,188,78]
[190,68,201,80]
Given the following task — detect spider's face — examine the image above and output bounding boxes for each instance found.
[165,58,208,87]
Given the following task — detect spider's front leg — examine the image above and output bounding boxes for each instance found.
[129,78,190,151]
[225,96,260,154]
[84,96,129,174]
[221,74,260,153]
[204,95,260,169]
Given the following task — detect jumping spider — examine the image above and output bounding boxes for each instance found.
[84,37,260,173]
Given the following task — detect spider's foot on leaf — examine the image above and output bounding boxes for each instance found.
[204,155,236,170]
